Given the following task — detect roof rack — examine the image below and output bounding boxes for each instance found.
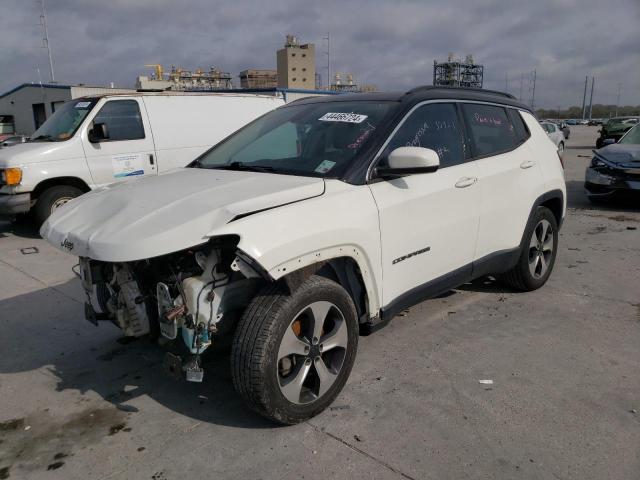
[406,85,517,100]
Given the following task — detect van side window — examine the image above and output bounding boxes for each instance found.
[93,100,145,141]
[381,103,465,168]
[508,109,530,144]
[462,104,518,157]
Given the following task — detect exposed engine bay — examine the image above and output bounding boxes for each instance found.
[78,236,264,382]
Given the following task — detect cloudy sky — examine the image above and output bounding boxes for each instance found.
[1,0,639,108]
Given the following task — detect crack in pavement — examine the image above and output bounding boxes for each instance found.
[307,422,421,480]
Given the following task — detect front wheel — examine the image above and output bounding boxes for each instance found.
[33,185,83,227]
[231,275,359,424]
[499,206,558,291]
[557,141,565,157]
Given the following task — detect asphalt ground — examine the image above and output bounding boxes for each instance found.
[0,125,638,479]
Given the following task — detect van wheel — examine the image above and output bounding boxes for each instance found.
[498,207,558,291]
[231,275,358,425]
[33,185,82,227]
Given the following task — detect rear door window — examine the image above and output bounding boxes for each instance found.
[462,104,519,157]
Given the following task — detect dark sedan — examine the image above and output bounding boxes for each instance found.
[585,124,640,202]
[595,116,639,148]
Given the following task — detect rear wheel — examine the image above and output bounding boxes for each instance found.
[33,185,82,227]
[499,207,558,291]
[231,275,359,424]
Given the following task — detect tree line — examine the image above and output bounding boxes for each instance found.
[536,104,640,119]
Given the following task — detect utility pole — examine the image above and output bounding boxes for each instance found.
[530,69,536,110]
[588,76,595,121]
[323,33,330,90]
[581,76,588,120]
[519,73,524,101]
[39,0,55,82]
[615,83,621,117]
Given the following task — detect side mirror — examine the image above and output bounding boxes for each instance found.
[88,122,109,143]
[375,147,440,178]
[602,138,616,146]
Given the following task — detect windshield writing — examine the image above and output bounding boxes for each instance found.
[194,101,394,178]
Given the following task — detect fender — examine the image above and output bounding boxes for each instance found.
[532,189,565,229]
[208,180,384,317]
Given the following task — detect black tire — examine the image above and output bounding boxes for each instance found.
[499,206,558,291]
[231,275,359,425]
[33,185,83,227]
[595,138,603,149]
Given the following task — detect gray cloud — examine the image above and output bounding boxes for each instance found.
[1,0,639,108]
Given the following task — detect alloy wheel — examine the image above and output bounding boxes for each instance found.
[528,219,554,279]
[277,301,348,405]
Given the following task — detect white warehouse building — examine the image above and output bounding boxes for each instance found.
[0,83,136,136]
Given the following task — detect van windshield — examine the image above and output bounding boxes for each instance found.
[194,101,394,178]
[30,99,97,142]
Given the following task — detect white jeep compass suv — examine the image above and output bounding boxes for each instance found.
[42,86,566,424]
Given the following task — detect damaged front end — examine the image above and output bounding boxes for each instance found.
[78,235,266,382]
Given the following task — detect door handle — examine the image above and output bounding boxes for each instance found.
[149,154,155,166]
[455,177,477,188]
[520,160,535,169]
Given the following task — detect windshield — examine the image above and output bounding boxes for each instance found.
[619,124,640,145]
[30,99,97,141]
[194,101,395,177]
[605,118,636,130]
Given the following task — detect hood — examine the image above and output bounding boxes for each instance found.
[0,139,85,167]
[41,168,325,262]
[595,143,640,166]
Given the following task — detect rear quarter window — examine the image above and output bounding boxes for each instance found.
[508,109,531,144]
[462,104,520,157]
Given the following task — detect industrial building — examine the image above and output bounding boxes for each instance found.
[136,65,233,91]
[276,35,316,89]
[433,54,484,89]
[239,70,278,89]
[0,83,135,135]
[330,73,359,93]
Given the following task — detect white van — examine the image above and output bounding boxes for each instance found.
[0,92,284,224]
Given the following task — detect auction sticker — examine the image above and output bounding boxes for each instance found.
[112,153,145,178]
[319,112,368,124]
[75,101,92,108]
[314,160,336,173]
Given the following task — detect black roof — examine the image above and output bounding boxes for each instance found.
[290,85,532,112]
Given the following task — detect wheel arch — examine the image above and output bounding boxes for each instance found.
[238,246,379,323]
[535,189,564,229]
[32,176,91,200]
[517,189,564,255]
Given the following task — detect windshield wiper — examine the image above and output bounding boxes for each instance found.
[30,134,53,142]
[213,161,276,173]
